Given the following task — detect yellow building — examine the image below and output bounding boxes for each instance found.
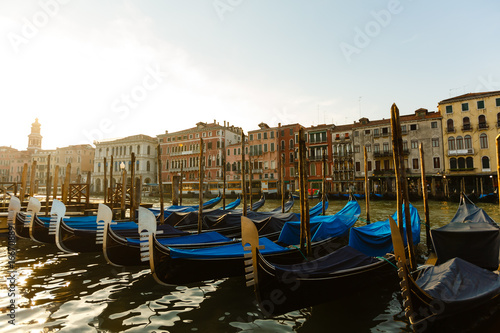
[438,90,500,197]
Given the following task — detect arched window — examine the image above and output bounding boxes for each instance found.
[147,161,151,172]
[281,140,285,151]
[289,139,294,149]
[448,137,455,151]
[497,112,500,127]
[478,115,487,129]
[137,145,141,154]
[462,117,470,130]
[480,133,488,149]
[450,158,456,169]
[147,145,151,155]
[464,135,472,149]
[482,156,490,170]
[446,119,454,132]
[466,157,473,169]
[456,136,463,150]
[457,157,466,169]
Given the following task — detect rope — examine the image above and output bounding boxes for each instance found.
[376,256,398,270]
[290,245,309,261]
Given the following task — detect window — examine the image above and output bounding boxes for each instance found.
[367,161,372,171]
[354,131,359,137]
[478,115,487,129]
[374,143,380,153]
[373,128,379,136]
[410,124,417,131]
[375,160,380,171]
[480,133,488,148]
[289,139,294,148]
[280,130,285,137]
[382,127,389,135]
[477,100,485,109]
[496,98,500,107]
[466,157,473,169]
[498,112,500,127]
[450,158,457,169]
[257,133,261,140]
[384,160,390,170]
[448,137,455,151]
[264,144,268,152]
[446,119,454,132]
[364,129,371,135]
[249,134,253,141]
[456,136,463,150]
[411,140,418,149]
[446,105,453,114]
[289,129,293,135]
[462,117,471,130]
[433,157,440,169]
[383,142,389,152]
[270,143,275,152]
[290,152,294,163]
[432,138,439,147]
[281,140,285,150]
[431,121,438,128]
[412,159,419,169]
[366,144,371,152]
[482,156,490,170]
[227,149,230,156]
[354,145,360,153]
[457,157,466,169]
[464,135,472,149]
[264,132,267,139]
[403,141,408,151]
[462,103,469,111]
[355,162,361,172]
[401,125,407,133]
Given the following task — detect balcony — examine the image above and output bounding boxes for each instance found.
[310,138,328,144]
[446,127,455,133]
[477,123,489,130]
[448,148,474,156]
[373,151,393,158]
[461,125,472,132]
[497,121,500,128]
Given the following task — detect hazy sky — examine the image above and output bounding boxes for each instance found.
[1,0,499,150]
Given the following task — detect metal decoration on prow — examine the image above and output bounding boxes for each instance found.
[241,216,265,289]
[95,203,113,245]
[138,207,163,262]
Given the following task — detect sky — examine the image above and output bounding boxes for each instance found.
[1,0,499,150]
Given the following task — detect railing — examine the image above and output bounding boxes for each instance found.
[448,148,474,156]
[462,125,472,131]
[478,123,489,130]
[446,127,455,133]
[373,152,393,158]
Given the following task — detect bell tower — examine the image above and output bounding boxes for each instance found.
[27,118,42,151]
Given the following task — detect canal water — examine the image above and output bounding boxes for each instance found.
[1,198,500,333]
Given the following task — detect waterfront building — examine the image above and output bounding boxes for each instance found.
[0,146,18,182]
[248,123,279,195]
[158,120,242,195]
[93,135,157,194]
[330,124,355,194]
[352,109,444,197]
[438,91,500,195]
[277,123,303,192]
[305,124,335,193]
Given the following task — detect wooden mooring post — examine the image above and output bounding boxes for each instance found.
[157,144,164,223]
[298,128,311,256]
[120,166,127,220]
[130,152,136,221]
[391,103,416,271]
[281,155,285,213]
[322,148,327,215]
[20,163,28,201]
[103,157,107,203]
[249,156,253,211]
[53,165,59,200]
[198,138,204,234]
[109,156,114,208]
[29,160,37,198]
[496,134,500,209]
[419,143,431,253]
[45,154,51,216]
[241,134,247,217]
[62,163,71,204]
[364,146,370,224]
[222,147,226,210]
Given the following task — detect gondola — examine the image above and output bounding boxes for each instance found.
[476,191,499,204]
[389,206,500,332]
[149,199,359,285]
[149,192,222,217]
[13,197,41,239]
[105,199,323,267]
[240,203,421,316]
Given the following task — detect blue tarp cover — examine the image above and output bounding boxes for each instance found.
[127,231,231,246]
[348,203,421,257]
[308,200,329,218]
[41,219,138,231]
[169,237,289,259]
[277,200,360,245]
[417,257,500,301]
[274,245,379,278]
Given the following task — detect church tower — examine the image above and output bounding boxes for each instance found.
[27,118,42,151]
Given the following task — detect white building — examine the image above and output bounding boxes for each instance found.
[93,134,158,194]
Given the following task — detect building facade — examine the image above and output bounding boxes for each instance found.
[352,109,444,196]
[331,124,355,193]
[93,135,157,194]
[158,120,242,194]
[438,91,500,195]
